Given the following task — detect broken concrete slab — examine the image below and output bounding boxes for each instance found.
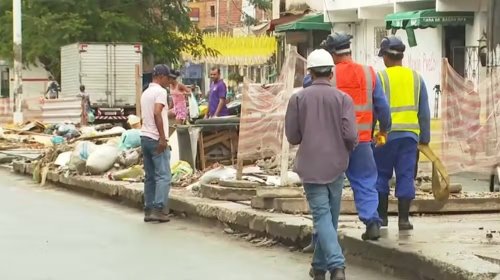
[256,186,304,198]
[273,198,309,214]
[251,196,274,210]
[200,183,256,201]
[218,179,259,189]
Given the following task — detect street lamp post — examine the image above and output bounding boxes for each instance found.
[13,0,23,124]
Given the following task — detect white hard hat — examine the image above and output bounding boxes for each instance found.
[306,49,334,69]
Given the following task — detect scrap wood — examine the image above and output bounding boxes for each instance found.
[69,132,123,143]
[3,128,51,137]
[21,121,46,132]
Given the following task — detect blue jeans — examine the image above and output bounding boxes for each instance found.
[141,136,171,210]
[304,175,345,271]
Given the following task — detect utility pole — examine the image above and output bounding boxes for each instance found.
[13,0,23,124]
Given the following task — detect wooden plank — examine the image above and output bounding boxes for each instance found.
[198,131,206,170]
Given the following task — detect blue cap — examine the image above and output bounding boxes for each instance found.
[322,32,353,54]
[303,74,313,88]
[378,36,406,57]
[152,64,171,76]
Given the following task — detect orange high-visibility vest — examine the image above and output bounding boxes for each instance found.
[331,61,375,142]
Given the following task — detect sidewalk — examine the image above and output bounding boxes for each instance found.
[11,161,500,280]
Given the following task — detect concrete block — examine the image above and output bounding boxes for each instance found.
[256,186,304,198]
[273,198,309,214]
[200,183,256,201]
[117,184,143,205]
[249,215,268,233]
[219,179,259,189]
[169,194,200,215]
[265,216,311,242]
[251,196,275,210]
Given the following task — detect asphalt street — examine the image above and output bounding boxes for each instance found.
[0,170,403,280]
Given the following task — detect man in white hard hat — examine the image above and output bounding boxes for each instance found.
[285,49,358,280]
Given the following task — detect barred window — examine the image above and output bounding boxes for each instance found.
[374,27,387,56]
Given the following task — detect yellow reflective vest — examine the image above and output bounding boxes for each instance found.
[378,66,421,136]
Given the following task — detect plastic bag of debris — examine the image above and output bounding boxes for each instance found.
[68,141,98,174]
[171,161,194,184]
[108,165,144,181]
[117,148,141,167]
[199,166,236,184]
[118,129,141,150]
[86,145,120,174]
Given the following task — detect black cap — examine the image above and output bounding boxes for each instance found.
[152,64,171,77]
[378,36,406,57]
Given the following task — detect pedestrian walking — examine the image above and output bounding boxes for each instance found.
[207,67,229,118]
[285,49,358,280]
[374,36,431,230]
[45,76,60,99]
[77,85,92,125]
[168,69,191,125]
[321,32,392,241]
[141,64,176,223]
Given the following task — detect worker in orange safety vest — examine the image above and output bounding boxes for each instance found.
[321,32,392,240]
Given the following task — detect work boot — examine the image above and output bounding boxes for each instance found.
[330,268,346,280]
[377,193,389,227]
[398,199,413,230]
[144,209,154,222]
[309,267,326,280]
[150,209,170,223]
[361,222,380,241]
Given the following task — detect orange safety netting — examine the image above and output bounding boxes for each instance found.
[440,58,500,174]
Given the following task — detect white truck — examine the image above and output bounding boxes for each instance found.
[60,42,143,123]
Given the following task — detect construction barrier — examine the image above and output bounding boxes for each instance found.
[440,58,500,174]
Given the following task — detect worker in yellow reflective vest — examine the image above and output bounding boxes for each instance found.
[373,36,431,230]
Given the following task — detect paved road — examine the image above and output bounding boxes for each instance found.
[0,170,402,280]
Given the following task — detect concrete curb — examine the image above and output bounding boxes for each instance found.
[10,161,494,280]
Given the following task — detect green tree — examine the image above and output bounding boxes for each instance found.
[0,0,217,79]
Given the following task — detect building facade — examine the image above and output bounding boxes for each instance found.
[188,0,269,33]
[323,0,494,117]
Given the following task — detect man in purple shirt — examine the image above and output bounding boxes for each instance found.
[208,67,229,118]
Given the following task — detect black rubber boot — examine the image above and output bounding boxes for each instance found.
[377,193,389,227]
[398,199,414,230]
[330,268,346,280]
[309,267,326,280]
[361,222,380,241]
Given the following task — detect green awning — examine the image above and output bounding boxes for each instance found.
[275,13,332,32]
[385,9,474,30]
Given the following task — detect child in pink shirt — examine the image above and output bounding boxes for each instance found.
[168,70,191,124]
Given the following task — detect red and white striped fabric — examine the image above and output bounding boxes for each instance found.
[237,49,306,162]
[440,58,500,174]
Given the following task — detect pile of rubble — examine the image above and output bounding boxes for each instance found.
[2,118,197,188]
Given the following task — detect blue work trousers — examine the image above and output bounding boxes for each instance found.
[373,137,417,199]
[345,143,381,226]
[303,175,345,272]
[141,136,172,210]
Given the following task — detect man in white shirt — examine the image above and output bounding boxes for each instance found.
[141,64,175,223]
